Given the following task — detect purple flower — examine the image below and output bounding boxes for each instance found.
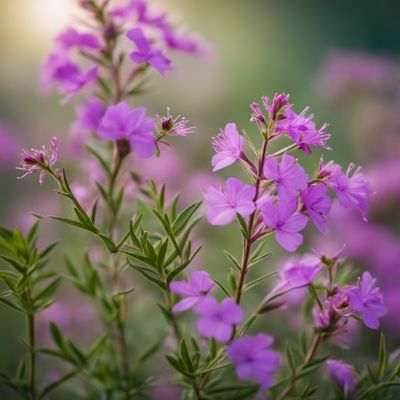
[301,184,333,232]
[55,27,101,50]
[204,178,256,226]
[277,107,331,154]
[326,359,357,393]
[75,97,106,133]
[163,27,208,55]
[158,108,195,136]
[263,154,308,200]
[227,334,280,389]
[331,163,371,217]
[260,197,308,252]
[170,271,215,313]
[126,28,171,75]
[348,272,387,329]
[195,297,244,342]
[98,102,156,158]
[55,62,98,103]
[273,254,322,293]
[17,137,59,184]
[0,123,19,166]
[262,93,290,121]
[211,123,244,172]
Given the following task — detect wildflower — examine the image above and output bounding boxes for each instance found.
[273,254,322,293]
[75,97,106,133]
[347,272,387,329]
[204,178,255,226]
[55,27,101,50]
[313,289,350,331]
[326,359,357,393]
[331,163,371,217]
[263,154,308,200]
[211,123,244,172]
[98,102,156,158]
[195,297,244,342]
[126,27,171,75]
[17,137,59,184]
[163,27,206,55]
[301,184,333,232]
[158,108,195,137]
[170,271,215,313]
[227,334,280,389]
[277,107,331,154]
[262,93,290,121]
[260,197,308,252]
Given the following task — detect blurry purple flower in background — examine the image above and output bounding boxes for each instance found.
[76,97,106,133]
[330,163,371,217]
[163,27,210,55]
[277,107,330,154]
[326,359,357,393]
[211,123,244,172]
[98,102,155,158]
[17,137,59,184]
[264,154,308,200]
[204,178,255,226]
[0,123,19,166]
[301,184,333,232]
[55,27,102,50]
[273,254,322,293]
[195,297,243,342]
[316,51,400,102]
[127,28,171,75]
[260,198,308,252]
[227,334,280,389]
[347,272,387,329]
[170,271,214,312]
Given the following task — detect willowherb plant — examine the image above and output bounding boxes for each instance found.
[1,1,400,399]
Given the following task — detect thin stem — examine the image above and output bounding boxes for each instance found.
[27,309,36,400]
[276,333,322,400]
[235,138,269,304]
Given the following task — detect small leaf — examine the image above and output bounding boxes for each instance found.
[172,202,202,236]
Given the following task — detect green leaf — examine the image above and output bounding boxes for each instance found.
[39,370,78,399]
[377,332,388,380]
[86,145,111,176]
[286,343,296,372]
[128,263,166,290]
[49,322,67,352]
[243,271,277,293]
[156,239,169,270]
[172,202,202,236]
[0,297,23,312]
[33,278,61,304]
[180,339,194,372]
[236,214,250,239]
[166,246,201,284]
[50,216,87,231]
[223,250,241,271]
[212,279,232,297]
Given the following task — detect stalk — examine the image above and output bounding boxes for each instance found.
[235,138,269,304]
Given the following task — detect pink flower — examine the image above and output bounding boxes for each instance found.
[260,198,308,252]
[55,27,102,50]
[204,178,256,226]
[170,271,215,313]
[262,93,290,121]
[347,272,387,329]
[17,137,59,184]
[277,107,331,154]
[75,96,106,133]
[263,154,308,200]
[301,184,333,232]
[127,28,171,75]
[331,163,371,217]
[195,297,244,342]
[273,254,322,293]
[158,108,195,136]
[163,27,209,55]
[227,334,280,389]
[98,102,156,158]
[211,123,244,172]
[326,359,357,393]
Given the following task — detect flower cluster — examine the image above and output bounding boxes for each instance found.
[205,93,370,252]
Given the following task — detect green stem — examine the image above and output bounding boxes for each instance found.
[27,310,36,400]
[276,333,322,400]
